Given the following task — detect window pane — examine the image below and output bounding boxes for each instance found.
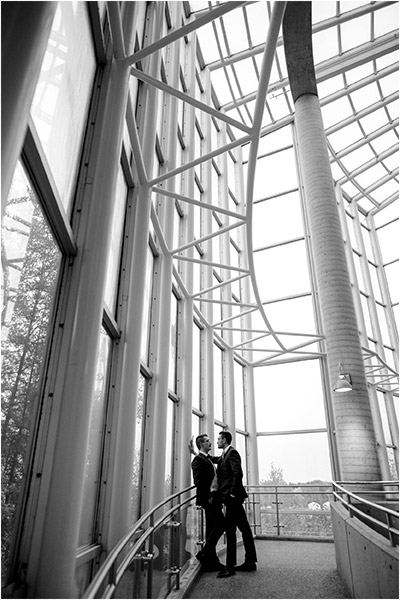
[140,246,154,363]
[263,295,316,334]
[30,3,96,212]
[376,219,399,264]
[254,240,311,302]
[235,433,247,486]
[192,322,201,410]
[165,399,175,496]
[257,432,332,484]
[254,361,327,432]
[131,373,147,523]
[104,165,128,313]
[168,293,179,392]
[252,191,304,249]
[213,344,224,422]
[192,414,201,440]
[234,360,245,430]
[1,161,62,578]
[79,328,111,546]
[253,146,298,199]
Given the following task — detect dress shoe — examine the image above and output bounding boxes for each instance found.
[235,562,257,571]
[197,552,225,572]
[217,568,236,578]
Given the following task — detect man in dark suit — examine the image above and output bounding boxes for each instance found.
[216,430,257,577]
[191,434,225,571]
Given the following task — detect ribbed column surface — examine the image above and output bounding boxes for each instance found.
[295,93,381,481]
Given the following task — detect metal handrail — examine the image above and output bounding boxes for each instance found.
[245,483,334,537]
[332,480,399,546]
[83,485,196,599]
[83,480,399,598]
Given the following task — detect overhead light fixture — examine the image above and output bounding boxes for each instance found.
[333,362,352,393]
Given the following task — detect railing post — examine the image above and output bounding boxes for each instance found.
[131,551,154,599]
[385,512,396,547]
[273,486,283,536]
[347,492,354,518]
[196,506,205,552]
[246,490,259,535]
[131,554,142,599]
[109,561,117,589]
[147,514,155,598]
[166,516,181,591]
[146,550,153,599]
[176,500,182,587]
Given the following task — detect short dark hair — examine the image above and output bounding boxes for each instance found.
[195,434,209,450]
[219,430,232,445]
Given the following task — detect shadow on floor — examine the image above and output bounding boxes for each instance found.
[185,539,350,599]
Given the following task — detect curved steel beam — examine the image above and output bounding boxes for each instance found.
[244,1,288,351]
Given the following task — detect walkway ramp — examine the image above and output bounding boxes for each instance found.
[185,539,350,599]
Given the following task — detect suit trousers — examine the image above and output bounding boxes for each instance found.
[202,496,225,564]
[224,497,257,569]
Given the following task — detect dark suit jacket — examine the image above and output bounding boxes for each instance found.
[191,453,216,508]
[216,446,248,503]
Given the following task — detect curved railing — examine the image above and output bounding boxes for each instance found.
[83,485,199,599]
[83,481,399,598]
[332,480,399,546]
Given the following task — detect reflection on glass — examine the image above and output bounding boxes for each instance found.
[30,3,96,212]
[165,399,174,496]
[131,373,146,523]
[79,328,111,546]
[1,161,62,580]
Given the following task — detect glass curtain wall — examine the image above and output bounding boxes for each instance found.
[2,2,98,586]
[1,162,63,580]
[1,0,398,594]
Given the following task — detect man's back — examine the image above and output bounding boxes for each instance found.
[217,447,247,502]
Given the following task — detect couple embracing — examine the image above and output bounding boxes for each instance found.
[190,431,257,578]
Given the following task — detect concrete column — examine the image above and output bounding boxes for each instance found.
[1,2,57,203]
[283,2,382,481]
[336,189,390,479]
